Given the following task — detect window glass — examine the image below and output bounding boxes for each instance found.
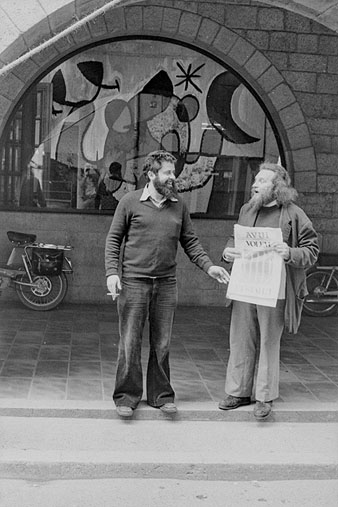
[0,40,281,216]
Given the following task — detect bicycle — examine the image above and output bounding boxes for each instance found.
[303,253,338,317]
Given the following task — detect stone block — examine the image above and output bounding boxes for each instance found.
[0,95,11,121]
[322,232,338,253]
[317,74,338,95]
[265,51,288,69]
[269,32,297,52]
[257,66,284,93]
[279,102,305,129]
[162,7,181,33]
[49,3,76,34]
[53,34,76,54]
[0,72,24,101]
[197,18,220,45]
[0,13,20,54]
[328,56,338,74]
[316,153,338,174]
[245,30,269,51]
[297,34,318,53]
[213,26,238,54]
[143,6,164,32]
[331,136,338,153]
[292,147,316,173]
[70,23,91,44]
[23,18,53,50]
[297,193,333,218]
[75,0,107,18]
[287,123,312,150]
[332,193,338,218]
[288,53,326,73]
[87,13,108,38]
[30,43,61,68]
[244,51,271,80]
[197,2,225,23]
[125,6,143,32]
[178,11,201,39]
[12,57,40,83]
[0,36,28,67]
[321,94,338,120]
[225,5,258,29]
[282,71,316,93]
[318,35,338,55]
[228,37,255,66]
[270,82,296,112]
[313,135,332,153]
[257,7,284,30]
[308,118,338,135]
[285,11,311,32]
[296,92,324,118]
[104,7,126,33]
[318,175,338,193]
[293,172,317,192]
[1,0,45,32]
[173,1,197,14]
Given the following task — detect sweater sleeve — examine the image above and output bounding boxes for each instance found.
[105,197,129,277]
[179,202,213,273]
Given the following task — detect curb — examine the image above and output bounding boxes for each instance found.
[0,400,338,422]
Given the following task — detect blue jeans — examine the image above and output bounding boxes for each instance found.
[114,276,178,409]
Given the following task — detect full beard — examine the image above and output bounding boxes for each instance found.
[153,178,178,199]
[248,190,274,211]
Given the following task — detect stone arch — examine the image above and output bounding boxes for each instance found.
[0,1,314,178]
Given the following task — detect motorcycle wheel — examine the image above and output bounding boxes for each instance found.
[15,272,68,311]
[303,269,338,317]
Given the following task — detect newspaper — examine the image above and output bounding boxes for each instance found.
[226,224,283,307]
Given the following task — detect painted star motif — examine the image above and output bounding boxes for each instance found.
[175,62,205,93]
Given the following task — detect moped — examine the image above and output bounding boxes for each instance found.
[0,230,73,311]
[303,253,338,317]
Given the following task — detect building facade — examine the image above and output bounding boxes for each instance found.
[0,0,337,305]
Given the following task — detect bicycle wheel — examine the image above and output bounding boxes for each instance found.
[15,272,68,311]
[303,269,338,317]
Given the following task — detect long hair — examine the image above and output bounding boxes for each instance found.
[143,150,177,181]
[259,162,298,206]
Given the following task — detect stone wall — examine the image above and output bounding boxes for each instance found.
[0,0,338,304]
[0,211,233,305]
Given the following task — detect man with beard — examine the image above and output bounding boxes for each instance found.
[219,162,319,420]
[105,150,230,418]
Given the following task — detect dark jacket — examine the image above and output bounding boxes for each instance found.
[227,202,319,333]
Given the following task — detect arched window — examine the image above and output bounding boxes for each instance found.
[0,39,282,217]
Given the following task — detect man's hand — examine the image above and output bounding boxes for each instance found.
[207,266,230,284]
[107,274,122,300]
[222,247,241,263]
[271,242,290,261]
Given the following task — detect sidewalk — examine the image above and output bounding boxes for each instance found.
[0,300,337,407]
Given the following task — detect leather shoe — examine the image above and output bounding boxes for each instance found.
[116,405,134,418]
[218,395,251,410]
[254,401,273,420]
[159,402,177,414]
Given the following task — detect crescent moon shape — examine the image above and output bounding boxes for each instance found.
[206,72,259,145]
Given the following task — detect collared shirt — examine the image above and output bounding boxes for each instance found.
[140,184,178,208]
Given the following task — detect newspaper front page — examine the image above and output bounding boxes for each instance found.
[227,224,283,307]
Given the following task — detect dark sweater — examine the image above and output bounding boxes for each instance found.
[105,189,213,278]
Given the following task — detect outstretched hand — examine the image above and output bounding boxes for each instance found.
[207,265,230,284]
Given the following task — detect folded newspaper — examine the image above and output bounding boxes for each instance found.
[226,224,283,307]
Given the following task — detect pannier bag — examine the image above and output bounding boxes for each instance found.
[31,247,64,276]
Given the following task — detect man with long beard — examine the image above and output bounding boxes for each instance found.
[105,150,230,418]
[219,162,319,420]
